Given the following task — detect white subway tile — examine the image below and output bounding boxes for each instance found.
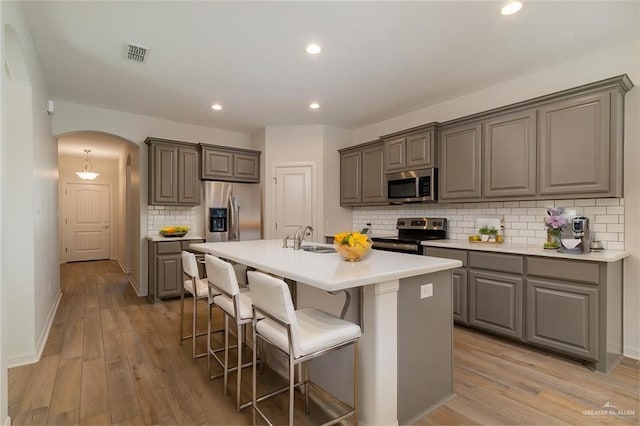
[584,206,607,215]
[618,233,625,242]
[528,237,546,246]
[504,201,519,208]
[607,224,624,233]
[512,223,528,229]
[592,223,607,232]
[528,222,543,230]
[519,215,535,222]
[481,208,497,214]
[489,202,504,208]
[620,199,625,206]
[606,206,624,215]
[520,201,537,207]
[519,230,536,237]
[596,198,620,206]
[512,236,528,244]
[537,200,554,207]
[607,242,625,250]
[595,215,618,224]
[496,208,511,215]
[555,200,574,207]
[594,232,618,241]
[511,208,527,214]
[574,199,596,207]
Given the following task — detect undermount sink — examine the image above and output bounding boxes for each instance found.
[300,245,337,254]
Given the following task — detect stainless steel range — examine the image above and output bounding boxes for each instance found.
[371,217,447,255]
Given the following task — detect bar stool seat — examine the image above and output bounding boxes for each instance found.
[213,292,253,320]
[256,308,361,357]
[184,277,210,299]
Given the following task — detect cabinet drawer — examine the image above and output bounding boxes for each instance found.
[469,251,523,274]
[156,241,182,254]
[527,257,600,285]
[425,247,467,267]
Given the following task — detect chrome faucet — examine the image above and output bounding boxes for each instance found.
[293,225,313,250]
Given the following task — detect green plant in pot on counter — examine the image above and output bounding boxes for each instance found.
[478,226,498,242]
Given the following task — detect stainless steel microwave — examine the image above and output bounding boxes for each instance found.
[386,168,437,203]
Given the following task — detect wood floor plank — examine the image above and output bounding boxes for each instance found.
[103,327,127,365]
[80,358,109,421]
[60,308,85,360]
[12,406,49,426]
[83,308,104,361]
[47,409,80,425]
[130,362,177,425]
[80,412,112,425]
[18,355,59,413]
[8,363,35,416]
[106,359,141,424]
[48,356,82,416]
[85,282,99,310]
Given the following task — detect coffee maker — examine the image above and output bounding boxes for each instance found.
[559,216,592,254]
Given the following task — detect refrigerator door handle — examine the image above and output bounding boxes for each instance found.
[229,195,239,240]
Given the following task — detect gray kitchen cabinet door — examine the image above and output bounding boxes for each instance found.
[340,149,362,206]
[526,278,599,361]
[202,148,234,180]
[361,143,386,204]
[538,92,611,196]
[152,144,179,204]
[233,152,260,182]
[453,269,468,324]
[469,269,523,340]
[384,137,406,172]
[178,146,201,205]
[439,122,482,200]
[483,109,536,197]
[406,130,435,169]
[157,253,182,298]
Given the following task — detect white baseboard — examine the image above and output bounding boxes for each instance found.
[3,415,11,426]
[7,289,62,368]
[115,258,131,274]
[623,345,640,360]
[128,277,142,297]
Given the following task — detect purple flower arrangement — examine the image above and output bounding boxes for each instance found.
[544,207,567,236]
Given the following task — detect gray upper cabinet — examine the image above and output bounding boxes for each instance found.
[383,127,436,173]
[340,141,386,207]
[439,122,482,201]
[538,91,615,196]
[483,109,536,198]
[340,149,362,206]
[201,145,261,183]
[146,138,201,206]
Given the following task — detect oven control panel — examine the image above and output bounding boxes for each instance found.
[396,217,447,230]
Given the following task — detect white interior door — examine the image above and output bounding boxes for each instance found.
[64,183,111,262]
[274,165,314,240]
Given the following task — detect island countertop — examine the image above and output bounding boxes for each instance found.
[190,239,462,291]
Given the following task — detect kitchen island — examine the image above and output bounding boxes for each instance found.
[191,240,462,425]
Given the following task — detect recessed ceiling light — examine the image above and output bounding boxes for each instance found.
[211,104,222,111]
[306,43,322,55]
[309,102,320,110]
[501,1,523,15]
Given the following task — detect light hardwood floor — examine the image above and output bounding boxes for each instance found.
[8,260,639,425]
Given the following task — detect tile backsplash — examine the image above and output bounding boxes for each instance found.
[147,205,200,236]
[353,198,625,250]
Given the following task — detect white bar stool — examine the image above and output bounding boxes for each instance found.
[180,251,221,359]
[204,254,258,411]
[248,271,361,426]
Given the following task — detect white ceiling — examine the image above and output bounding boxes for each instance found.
[57,132,130,159]
[23,1,640,134]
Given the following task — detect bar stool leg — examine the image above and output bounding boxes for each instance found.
[354,341,359,426]
[224,314,230,395]
[207,302,212,378]
[304,361,310,415]
[252,322,258,426]
[192,291,198,358]
[289,356,295,426]
[179,289,185,344]
[236,321,243,411]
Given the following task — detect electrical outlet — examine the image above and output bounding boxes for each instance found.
[420,283,433,299]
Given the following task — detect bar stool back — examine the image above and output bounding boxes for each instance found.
[248,271,361,426]
[205,254,256,411]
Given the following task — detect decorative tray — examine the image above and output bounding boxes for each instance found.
[469,240,504,244]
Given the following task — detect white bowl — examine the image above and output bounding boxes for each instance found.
[561,238,581,249]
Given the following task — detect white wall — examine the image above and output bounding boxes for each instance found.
[322,126,353,236]
[0,3,7,424]
[351,39,640,358]
[52,102,252,295]
[2,1,60,375]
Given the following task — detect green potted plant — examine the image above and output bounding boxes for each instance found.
[478,225,491,242]
[488,226,499,241]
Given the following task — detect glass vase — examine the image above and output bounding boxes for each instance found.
[546,229,561,248]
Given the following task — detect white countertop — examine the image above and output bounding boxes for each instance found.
[146,235,205,242]
[421,239,628,262]
[190,239,462,291]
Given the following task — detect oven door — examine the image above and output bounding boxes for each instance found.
[386,168,436,203]
[371,239,420,254]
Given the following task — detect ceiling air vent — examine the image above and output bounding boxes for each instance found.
[123,43,148,63]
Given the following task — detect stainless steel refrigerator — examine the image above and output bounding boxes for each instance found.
[204,181,262,242]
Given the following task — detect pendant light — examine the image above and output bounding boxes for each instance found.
[75,149,100,180]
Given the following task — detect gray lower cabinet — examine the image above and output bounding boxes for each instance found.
[148,239,205,303]
[525,278,598,361]
[200,145,260,183]
[339,141,386,206]
[469,269,523,340]
[439,122,482,200]
[483,109,536,197]
[452,269,468,324]
[146,138,201,206]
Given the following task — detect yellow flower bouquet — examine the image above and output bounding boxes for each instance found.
[333,232,373,262]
